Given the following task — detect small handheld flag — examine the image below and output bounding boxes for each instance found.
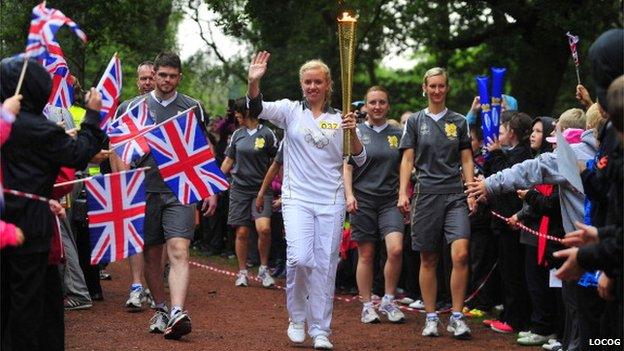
[566,31,581,85]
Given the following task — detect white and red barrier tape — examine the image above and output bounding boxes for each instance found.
[189,261,359,303]
[491,211,564,243]
[3,188,50,202]
[189,259,497,313]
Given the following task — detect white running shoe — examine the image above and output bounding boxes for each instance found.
[379,300,406,323]
[258,266,275,288]
[313,335,334,350]
[361,305,381,324]
[235,271,249,287]
[422,317,440,337]
[447,315,472,340]
[409,299,425,309]
[142,288,155,309]
[148,308,169,333]
[287,321,305,343]
[125,287,143,311]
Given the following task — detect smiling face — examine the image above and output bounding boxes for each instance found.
[154,65,181,96]
[422,74,448,106]
[365,90,389,124]
[300,68,330,106]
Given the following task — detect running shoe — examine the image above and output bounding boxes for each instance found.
[490,320,515,333]
[361,305,381,324]
[447,315,472,340]
[125,286,143,311]
[149,308,169,334]
[287,321,305,343]
[542,339,563,350]
[64,297,92,311]
[313,335,333,350]
[517,332,556,346]
[422,316,440,337]
[408,299,425,309]
[463,307,486,318]
[235,271,249,287]
[258,266,275,288]
[379,300,406,323]
[143,288,155,309]
[164,310,192,340]
[482,318,497,327]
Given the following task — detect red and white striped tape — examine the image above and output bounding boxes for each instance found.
[3,188,50,202]
[189,260,359,303]
[491,211,564,243]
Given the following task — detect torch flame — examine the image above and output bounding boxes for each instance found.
[338,12,357,22]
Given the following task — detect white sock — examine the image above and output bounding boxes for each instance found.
[382,294,394,303]
[171,305,182,317]
[239,269,248,275]
[363,301,373,309]
[426,312,438,320]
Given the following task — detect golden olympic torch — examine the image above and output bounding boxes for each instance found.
[338,12,357,157]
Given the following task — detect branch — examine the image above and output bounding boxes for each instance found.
[358,0,388,46]
[187,0,247,83]
[434,21,520,50]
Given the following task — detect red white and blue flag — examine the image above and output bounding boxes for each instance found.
[146,109,229,204]
[48,73,74,108]
[24,2,87,109]
[107,98,155,164]
[25,2,87,60]
[566,31,580,66]
[96,54,122,131]
[86,169,146,265]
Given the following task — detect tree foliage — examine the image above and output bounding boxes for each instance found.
[197,0,622,117]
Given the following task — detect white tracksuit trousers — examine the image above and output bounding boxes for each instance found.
[282,199,345,338]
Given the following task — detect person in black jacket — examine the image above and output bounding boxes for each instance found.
[0,57,106,351]
[482,111,534,334]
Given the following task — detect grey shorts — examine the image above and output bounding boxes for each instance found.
[410,193,470,252]
[351,195,404,242]
[144,192,196,246]
[227,186,272,227]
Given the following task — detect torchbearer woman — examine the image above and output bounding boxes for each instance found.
[220,98,278,288]
[247,51,366,350]
[397,67,476,340]
[344,86,406,324]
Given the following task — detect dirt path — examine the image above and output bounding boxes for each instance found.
[66,255,526,350]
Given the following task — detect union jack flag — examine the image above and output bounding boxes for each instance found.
[25,2,87,60]
[23,3,87,109]
[566,31,580,66]
[146,109,229,204]
[85,169,146,265]
[107,98,155,164]
[96,54,122,131]
[48,73,74,108]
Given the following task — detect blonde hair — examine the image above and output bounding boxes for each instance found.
[585,103,603,131]
[558,108,587,131]
[365,85,390,103]
[299,59,333,104]
[422,67,449,86]
[387,119,400,129]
